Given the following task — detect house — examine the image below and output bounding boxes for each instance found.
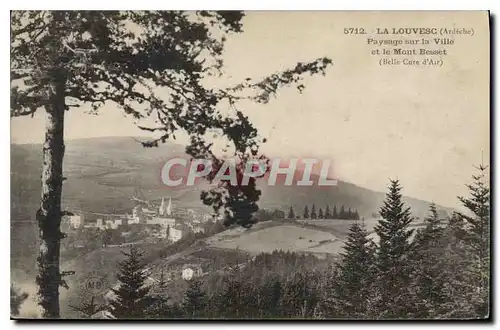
[181,264,203,280]
[142,207,157,217]
[147,217,175,228]
[114,218,124,227]
[69,213,84,229]
[83,220,98,229]
[192,226,205,234]
[105,219,118,229]
[130,206,142,224]
[168,227,183,242]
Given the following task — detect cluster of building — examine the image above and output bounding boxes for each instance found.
[64,197,208,243]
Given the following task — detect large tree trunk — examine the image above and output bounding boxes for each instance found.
[36,76,66,318]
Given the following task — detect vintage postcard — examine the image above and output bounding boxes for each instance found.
[10,11,490,320]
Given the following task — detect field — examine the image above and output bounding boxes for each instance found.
[208,223,343,255]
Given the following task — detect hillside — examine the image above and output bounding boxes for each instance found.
[11,136,452,272]
[11,136,451,219]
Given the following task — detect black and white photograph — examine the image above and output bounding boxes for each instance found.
[9,10,491,320]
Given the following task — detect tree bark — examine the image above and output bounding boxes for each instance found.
[36,75,66,318]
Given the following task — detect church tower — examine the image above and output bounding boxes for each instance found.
[159,197,166,216]
[166,197,172,216]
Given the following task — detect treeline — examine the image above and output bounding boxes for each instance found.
[323,166,489,319]
[255,205,360,222]
[290,204,360,220]
[65,165,489,319]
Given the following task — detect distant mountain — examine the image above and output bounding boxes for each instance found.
[11,136,453,222]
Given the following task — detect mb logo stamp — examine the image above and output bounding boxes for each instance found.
[79,271,110,297]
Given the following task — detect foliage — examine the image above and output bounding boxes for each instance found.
[372,179,415,318]
[324,205,331,219]
[10,284,29,317]
[110,246,150,319]
[441,164,490,318]
[302,204,359,220]
[409,203,448,318]
[182,280,207,318]
[310,204,317,219]
[69,296,104,318]
[303,205,309,219]
[324,222,376,318]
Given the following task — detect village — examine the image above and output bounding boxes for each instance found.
[62,197,218,245]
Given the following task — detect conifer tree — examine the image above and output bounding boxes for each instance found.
[260,278,282,318]
[325,206,331,219]
[311,204,317,219]
[347,207,353,220]
[183,280,206,318]
[303,205,310,219]
[453,164,490,317]
[157,267,168,291]
[69,296,104,318]
[373,179,414,318]
[287,206,296,220]
[110,246,150,319]
[146,266,170,318]
[339,205,346,220]
[332,206,338,219]
[353,209,360,220]
[410,203,447,318]
[439,212,476,318]
[318,208,324,219]
[327,222,376,318]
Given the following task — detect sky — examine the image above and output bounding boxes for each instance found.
[11,11,490,208]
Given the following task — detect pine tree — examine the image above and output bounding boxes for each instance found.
[311,204,317,219]
[347,207,353,220]
[303,206,310,219]
[373,179,414,318]
[353,210,360,220]
[259,278,282,318]
[69,296,104,318]
[318,208,324,219]
[332,206,338,219]
[213,277,244,318]
[439,212,476,318]
[183,280,206,318]
[339,206,346,220]
[324,206,331,219]
[110,246,150,319]
[453,164,490,317]
[410,203,448,318]
[146,267,170,318]
[326,222,376,318]
[157,267,168,291]
[287,206,296,220]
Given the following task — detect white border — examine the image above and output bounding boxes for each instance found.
[2,1,498,329]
